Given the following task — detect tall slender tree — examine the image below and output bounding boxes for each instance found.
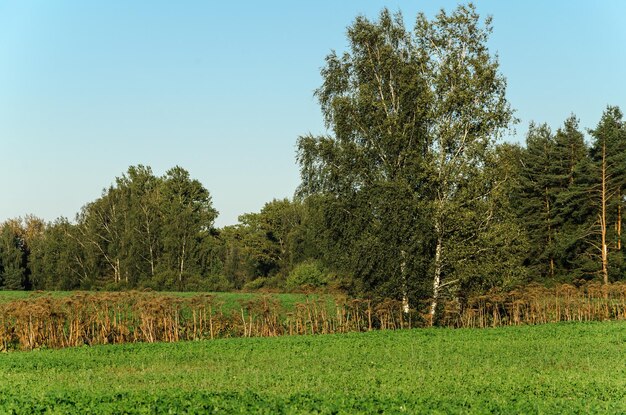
[415,5,515,319]
[589,106,626,283]
[297,5,515,318]
[552,116,594,281]
[115,165,162,285]
[297,7,432,303]
[516,123,558,279]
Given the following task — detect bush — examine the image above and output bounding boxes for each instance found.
[286,260,327,290]
[201,274,233,292]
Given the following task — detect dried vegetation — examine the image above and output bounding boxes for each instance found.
[1,282,625,351]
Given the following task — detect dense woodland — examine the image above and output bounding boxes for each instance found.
[1,5,625,320]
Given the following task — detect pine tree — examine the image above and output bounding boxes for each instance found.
[589,106,626,282]
[552,116,593,281]
[516,123,561,280]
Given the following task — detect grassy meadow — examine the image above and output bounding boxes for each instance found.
[1,321,625,414]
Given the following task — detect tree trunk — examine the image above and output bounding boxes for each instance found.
[400,250,409,314]
[115,258,121,283]
[144,208,155,277]
[545,187,555,279]
[179,239,186,283]
[429,223,443,325]
[617,188,622,251]
[601,140,609,285]
[149,244,155,277]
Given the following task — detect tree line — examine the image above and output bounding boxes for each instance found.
[1,5,624,320]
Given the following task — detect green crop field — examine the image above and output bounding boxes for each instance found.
[1,321,625,414]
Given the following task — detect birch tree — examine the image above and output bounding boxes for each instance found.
[297,8,431,303]
[115,165,162,284]
[297,5,515,315]
[160,166,217,287]
[414,4,514,321]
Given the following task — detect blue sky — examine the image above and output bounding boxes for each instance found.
[1,1,625,227]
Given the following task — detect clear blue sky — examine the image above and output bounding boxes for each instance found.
[1,1,625,227]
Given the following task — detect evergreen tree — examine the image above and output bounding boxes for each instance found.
[0,220,28,290]
[515,117,591,283]
[552,116,594,281]
[516,123,560,280]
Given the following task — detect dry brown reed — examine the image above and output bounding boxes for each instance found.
[447,282,626,328]
[0,292,227,351]
[1,282,625,351]
[0,291,412,351]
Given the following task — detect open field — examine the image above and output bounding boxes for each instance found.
[1,321,625,414]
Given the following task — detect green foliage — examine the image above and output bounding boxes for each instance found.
[435,145,530,300]
[28,217,82,290]
[195,273,233,292]
[7,165,221,292]
[0,322,624,413]
[296,4,518,313]
[0,220,29,290]
[286,260,327,290]
[220,198,309,288]
[296,7,435,300]
[513,117,595,283]
[511,108,626,285]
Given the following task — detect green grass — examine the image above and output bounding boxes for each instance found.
[0,290,68,303]
[1,322,625,414]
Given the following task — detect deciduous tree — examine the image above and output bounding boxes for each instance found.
[297,5,516,319]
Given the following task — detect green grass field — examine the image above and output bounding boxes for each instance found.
[1,321,625,414]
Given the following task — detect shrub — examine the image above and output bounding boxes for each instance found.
[286,260,327,290]
[201,274,233,292]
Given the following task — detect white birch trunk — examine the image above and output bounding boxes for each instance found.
[144,208,155,277]
[115,258,121,283]
[179,238,186,283]
[429,224,443,324]
[400,250,409,314]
